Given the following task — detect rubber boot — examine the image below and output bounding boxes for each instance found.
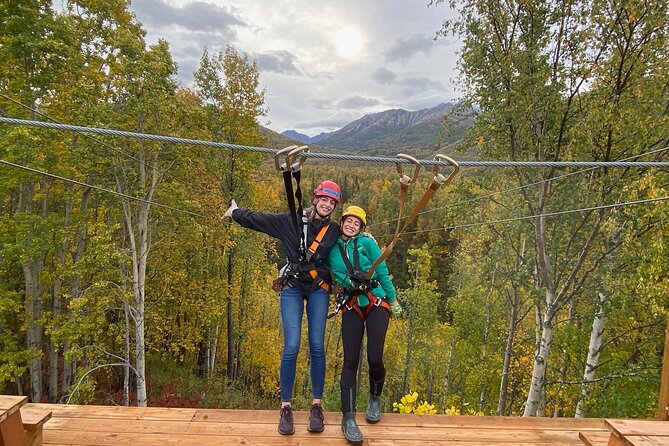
[341,383,363,445]
[341,412,363,445]
[366,378,384,423]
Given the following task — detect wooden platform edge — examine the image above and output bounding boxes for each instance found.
[579,430,611,446]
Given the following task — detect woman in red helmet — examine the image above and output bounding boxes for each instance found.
[328,205,402,445]
[222,180,341,436]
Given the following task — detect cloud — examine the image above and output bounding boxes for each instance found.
[310,99,334,110]
[131,0,247,35]
[336,95,381,109]
[385,34,439,62]
[372,67,397,85]
[254,50,303,75]
[399,76,446,96]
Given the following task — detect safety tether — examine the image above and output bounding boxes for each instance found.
[364,153,459,279]
[275,145,310,258]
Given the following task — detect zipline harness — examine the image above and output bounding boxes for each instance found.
[327,153,459,319]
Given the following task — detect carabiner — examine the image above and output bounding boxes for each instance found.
[286,145,309,172]
[274,145,298,171]
[432,154,459,186]
[395,153,421,186]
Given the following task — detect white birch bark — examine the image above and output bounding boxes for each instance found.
[575,292,606,418]
[114,141,161,407]
[523,291,555,416]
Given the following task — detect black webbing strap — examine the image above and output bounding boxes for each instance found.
[276,146,309,259]
[337,239,360,276]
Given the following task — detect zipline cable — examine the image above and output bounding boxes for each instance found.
[3,116,669,168]
[368,143,669,228]
[398,195,669,234]
[0,160,209,219]
[0,94,162,171]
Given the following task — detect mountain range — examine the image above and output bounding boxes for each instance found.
[274,103,474,158]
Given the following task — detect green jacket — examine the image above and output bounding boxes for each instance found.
[328,233,397,307]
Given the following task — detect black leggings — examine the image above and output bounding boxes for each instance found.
[340,305,390,392]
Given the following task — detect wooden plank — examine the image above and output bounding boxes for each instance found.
[43,430,363,446]
[41,429,601,446]
[368,442,589,446]
[0,396,28,417]
[605,419,669,437]
[41,417,596,443]
[191,409,606,429]
[28,403,196,421]
[579,431,611,446]
[21,408,53,430]
[627,436,669,446]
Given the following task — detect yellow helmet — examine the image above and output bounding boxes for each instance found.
[341,205,367,225]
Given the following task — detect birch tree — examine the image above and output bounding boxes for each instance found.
[440,0,669,416]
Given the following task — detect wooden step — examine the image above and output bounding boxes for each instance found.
[579,431,611,446]
[21,407,52,446]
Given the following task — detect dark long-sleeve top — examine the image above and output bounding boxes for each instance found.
[232,207,340,293]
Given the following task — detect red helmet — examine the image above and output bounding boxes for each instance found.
[313,180,341,203]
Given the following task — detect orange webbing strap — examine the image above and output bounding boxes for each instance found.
[307,269,330,292]
[341,290,391,320]
[305,223,330,291]
[365,154,420,281]
[307,224,329,259]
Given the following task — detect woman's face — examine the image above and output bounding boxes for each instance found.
[341,216,363,238]
[314,196,337,218]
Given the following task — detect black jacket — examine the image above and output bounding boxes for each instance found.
[232,208,340,293]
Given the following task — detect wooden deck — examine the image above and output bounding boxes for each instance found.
[23,402,613,445]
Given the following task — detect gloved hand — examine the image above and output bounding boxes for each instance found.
[222,199,238,220]
[390,301,403,317]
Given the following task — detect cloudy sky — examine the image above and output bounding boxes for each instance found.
[128,0,462,136]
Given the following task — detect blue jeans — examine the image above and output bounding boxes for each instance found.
[279,286,329,403]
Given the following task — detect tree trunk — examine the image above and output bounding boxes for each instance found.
[575,292,606,418]
[402,311,414,394]
[523,296,555,416]
[478,271,494,412]
[49,192,73,403]
[554,297,577,417]
[123,301,131,406]
[497,283,519,415]
[226,248,235,380]
[114,139,160,407]
[20,179,46,403]
[62,187,91,397]
[442,339,455,410]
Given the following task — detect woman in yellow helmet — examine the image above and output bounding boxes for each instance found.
[328,205,402,445]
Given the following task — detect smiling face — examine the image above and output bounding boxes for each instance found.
[313,196,337,218]
[341,215,363,239]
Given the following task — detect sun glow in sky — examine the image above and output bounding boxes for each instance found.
[334,27,364,58]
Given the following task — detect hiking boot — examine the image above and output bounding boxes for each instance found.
[341,412,363,445]
[308,403,325,433]
[366,394,381,423]
[278,406,294,435]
